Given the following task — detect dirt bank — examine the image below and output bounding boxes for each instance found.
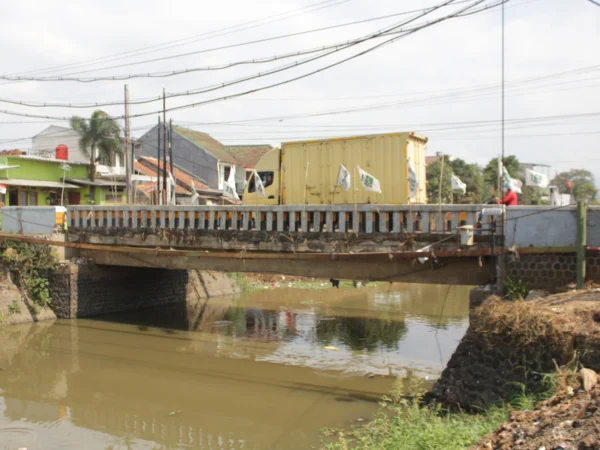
[474,371,600,450]
[426,290,600,412]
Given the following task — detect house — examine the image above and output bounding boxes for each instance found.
[0,154,127,207]
[133,156,239,205]
[224,144,273,180]
[137,124,246,194]
[31,125,131,177]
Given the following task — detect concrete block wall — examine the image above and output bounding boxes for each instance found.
[49,264,238,319]
[504,253,600,289]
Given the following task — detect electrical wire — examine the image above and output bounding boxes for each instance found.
[1,0,349,79]
[0,0,488,121]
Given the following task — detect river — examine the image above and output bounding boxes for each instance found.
[0,282,471,449]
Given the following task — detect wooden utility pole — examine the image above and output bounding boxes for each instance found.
[124,85,132,204]
[162,88,167,204]
[576,200,587,289]
[157,116,161,205]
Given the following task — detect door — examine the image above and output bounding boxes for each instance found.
[68,192,81,205]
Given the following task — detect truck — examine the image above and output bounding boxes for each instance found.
[243,132,428,205]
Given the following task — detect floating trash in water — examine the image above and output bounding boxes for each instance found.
[324,346,340,351]
[212,321,233,327]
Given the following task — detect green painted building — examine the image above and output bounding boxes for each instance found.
[0,155,127,207]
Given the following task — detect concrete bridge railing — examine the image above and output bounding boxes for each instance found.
[67,204,502,236]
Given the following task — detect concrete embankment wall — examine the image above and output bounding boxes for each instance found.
[505,252,600,289]
[48,264,239,319]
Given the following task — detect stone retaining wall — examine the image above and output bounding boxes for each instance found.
[49,264,239,319]
[504,253,600,289]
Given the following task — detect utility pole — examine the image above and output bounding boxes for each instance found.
[162,88,167,204]
[157,116,161,205]
[576,200,587,290]
[169,118,174,177]
[124,85,132,204]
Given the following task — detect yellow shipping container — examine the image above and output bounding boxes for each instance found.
[244,132,428,205]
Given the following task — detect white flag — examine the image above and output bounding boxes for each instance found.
[357,166,381,193]
[336,164,351,191]
[500,160,523,194]
[525,168,549,188]
[168,171,177,205]
[408,160,419,198]
[190,179,199,204]
[451,173,467,194]
[253,170,266,198]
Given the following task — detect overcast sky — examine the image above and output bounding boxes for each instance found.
[0,0,598,182]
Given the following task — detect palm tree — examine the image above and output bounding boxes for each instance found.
[70,110,122,182]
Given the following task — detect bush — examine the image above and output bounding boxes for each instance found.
[0,240,58,308]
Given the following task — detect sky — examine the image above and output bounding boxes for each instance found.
[0,0,598,182]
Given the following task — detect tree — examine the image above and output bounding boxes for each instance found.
[483,155,521,199]
[70,110,122,181]
[448,158,484,204]
[426,156,484,204]
[553,169,598,202]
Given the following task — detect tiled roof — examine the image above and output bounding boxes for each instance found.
[0,149,24,156]
[224,145,273,168]
[136,157,214,195]
[173,126,238,164]
[425,156,440,165]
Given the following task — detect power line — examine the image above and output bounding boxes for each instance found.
[1,0,349,79]
[0,0,484,121]
[0,4,461,109]
[9,0,502,82]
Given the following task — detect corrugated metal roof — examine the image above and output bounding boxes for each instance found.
[65,178,126,187]
[173,126,238,164]
[224,145,273,167]
[9,154,88,165]
[0,179,79,188]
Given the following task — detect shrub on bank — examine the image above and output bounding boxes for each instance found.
[0,240,58,308]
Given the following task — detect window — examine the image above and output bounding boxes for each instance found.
[105,194,123,203]
[247,171,274,193]
[28,191,38,206]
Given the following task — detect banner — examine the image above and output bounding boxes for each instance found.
[408,160,419,198]
[168,171,177,205]
[525,168,549,188]
[336,164,351,191]
[357,166,381,193]
[451,173,466,194]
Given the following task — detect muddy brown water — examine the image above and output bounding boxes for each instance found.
[0,282,471,449]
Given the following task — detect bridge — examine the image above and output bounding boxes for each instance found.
[53,203,504,285]
[3,203,599,288]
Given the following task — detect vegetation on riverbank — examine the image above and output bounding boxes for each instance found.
[0,240,58,308]
[230,272,383,292]
[320,377,554,450]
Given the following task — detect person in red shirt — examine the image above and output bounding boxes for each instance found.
[498,188,518,206]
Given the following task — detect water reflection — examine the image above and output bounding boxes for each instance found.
[0,282,471,449]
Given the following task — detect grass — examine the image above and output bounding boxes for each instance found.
[320,377,556,450]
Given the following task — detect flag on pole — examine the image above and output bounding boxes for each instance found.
[357,166,381,193]
[168,171,177,205]
[499,160,523,194]
[408,160,419,198]
[190,179,199,204]
[451,173,467,194]
[336,164,351,191]
[253,170,266,198]
[525,168,549,188]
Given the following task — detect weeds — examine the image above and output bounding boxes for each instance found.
[504,277,530,300]
[0,240,58,308]
[7,300,20,315]
[321,373,560,450]
[228,273,257,293]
